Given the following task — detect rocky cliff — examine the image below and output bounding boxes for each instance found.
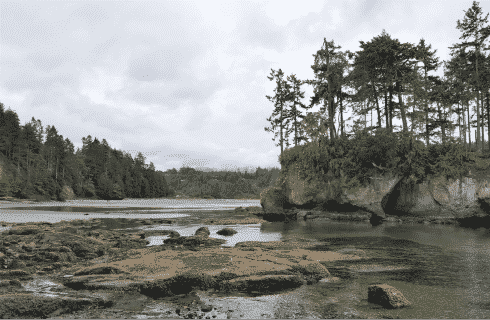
[260,166,490,225]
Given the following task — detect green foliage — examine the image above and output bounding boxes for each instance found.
[280,129,480,192]
[0,175,11,197]
[163,166,280,199]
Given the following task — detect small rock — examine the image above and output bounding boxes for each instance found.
[195,227,210,237]
[216,228,237,236]
[368,284,411,309]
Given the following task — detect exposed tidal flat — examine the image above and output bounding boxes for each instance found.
[0,199,490,318]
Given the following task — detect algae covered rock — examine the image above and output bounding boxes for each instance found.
[163,236,226,248]
[260,186,287,215]
[368,284,411,309]
[195,227,210,237]
[216,228,237,236]
[0,293,113,318]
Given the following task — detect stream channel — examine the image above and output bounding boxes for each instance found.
[1,199,490,318]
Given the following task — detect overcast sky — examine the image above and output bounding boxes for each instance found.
[1,1,488,172]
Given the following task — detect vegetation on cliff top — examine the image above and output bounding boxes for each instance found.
[279,129,488,196]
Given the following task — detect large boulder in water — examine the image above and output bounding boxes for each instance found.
[368,284,411,309]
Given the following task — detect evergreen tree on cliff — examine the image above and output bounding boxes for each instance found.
[265,68,292,159]
[284,73,310,146]
[451,0,490,152]
[304,38,342,140]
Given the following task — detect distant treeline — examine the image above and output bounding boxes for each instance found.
[163,166,280,199]
[0,102,171,200]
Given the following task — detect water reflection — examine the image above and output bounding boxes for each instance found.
[263,219,490,318]
[140,223,282,247]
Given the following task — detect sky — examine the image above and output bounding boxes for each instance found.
[1,0,488,172]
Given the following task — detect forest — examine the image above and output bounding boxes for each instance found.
[0,102,280,200]
[163,166,280,199]
[265,2,490,187]
[0,104,172,201]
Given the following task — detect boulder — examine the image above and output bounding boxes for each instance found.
[195,227,210,237]
[260,186,287,215]
[216,228,238,236]
[367,284,411,309]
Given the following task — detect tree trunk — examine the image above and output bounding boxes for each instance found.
[424,67,429,146]
[280,104,284,158]
[458,103,462,144]
[389,86,393,131]
[476,89,482,152]
[468,101,472,151]
[372,84,382,128]
[397,81,408,132]
[340,93,344,137]
[487,91,490,151]
[294,105,298,147]
[328,93,336,140]
[476,49,482,152]
[384,89,389,131]
[437,101,446,143]
[481,91,485,150]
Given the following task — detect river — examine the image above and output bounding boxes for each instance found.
[1,198,490,318]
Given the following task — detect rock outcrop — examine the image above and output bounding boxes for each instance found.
[261,165,490,224]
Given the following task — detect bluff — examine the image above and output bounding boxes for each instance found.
[261,162,490,225]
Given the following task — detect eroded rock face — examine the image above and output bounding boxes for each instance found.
[383,176,490,219]
[367,284,411,309]
[261,165,490,222]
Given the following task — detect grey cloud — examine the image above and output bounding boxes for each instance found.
[125,77,221,108]
[68,3,109,26]
[237,5,287,50]
[127,48,194,82]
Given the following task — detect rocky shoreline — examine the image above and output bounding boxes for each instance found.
[0,205,416,319]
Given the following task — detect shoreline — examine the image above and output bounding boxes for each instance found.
[0,206,367,319]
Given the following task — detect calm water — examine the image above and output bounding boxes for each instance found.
[261,219,490,319]
[0,198,260,223]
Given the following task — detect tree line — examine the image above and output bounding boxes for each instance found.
[0,103,171,200]
[266,1,490,156]
[163,166,280,199]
